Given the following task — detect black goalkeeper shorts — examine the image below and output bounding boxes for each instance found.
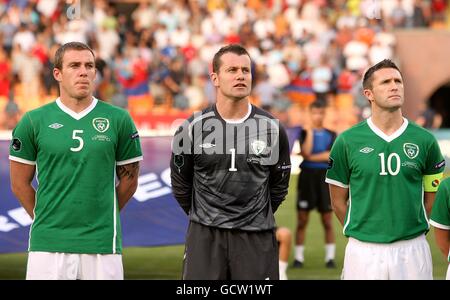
[182,221,279,280]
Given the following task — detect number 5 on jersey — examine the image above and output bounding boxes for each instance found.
[71,130,84,152]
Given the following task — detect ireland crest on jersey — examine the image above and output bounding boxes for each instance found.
[403,143,419,159]
[93,118,110,133]
[251,140,267,155]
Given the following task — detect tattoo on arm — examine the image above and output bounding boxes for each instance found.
[117,162,139,180]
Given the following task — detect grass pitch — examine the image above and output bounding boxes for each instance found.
[0,175,447,279]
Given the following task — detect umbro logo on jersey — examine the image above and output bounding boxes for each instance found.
[199,143,216,149]
[48,123,64,129]
[359,147,374,154]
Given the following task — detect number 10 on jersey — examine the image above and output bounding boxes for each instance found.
[378,152,400,176]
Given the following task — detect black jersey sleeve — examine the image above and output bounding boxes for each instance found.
[170,122,194,215]
[269,124,291,213]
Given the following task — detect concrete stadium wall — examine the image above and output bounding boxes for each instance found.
[394,30,450,120]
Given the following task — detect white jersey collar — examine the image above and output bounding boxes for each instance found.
[56,97,98,120]
[223,103,252,124]
[367,117,408,142]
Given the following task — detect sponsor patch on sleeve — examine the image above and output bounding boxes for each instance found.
[327,157,334,169]
[130,132,140,140]
[435,159,446,169]
[11,138,22,152]
[277,164,292,170]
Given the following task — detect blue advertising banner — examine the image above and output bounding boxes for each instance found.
[0,137,189,253]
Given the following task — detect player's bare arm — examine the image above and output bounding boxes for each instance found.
[329,184,349,226]
[300,128,313,157]
[424,192,436,218]
[433,227,450,259]
[116,161,140,211]
[9,161,36,218]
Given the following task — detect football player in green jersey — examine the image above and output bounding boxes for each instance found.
[326,59,445,279]
[9,42,143,280]
[430,177,450,280]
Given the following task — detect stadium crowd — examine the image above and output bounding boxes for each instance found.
[0,0,449,131]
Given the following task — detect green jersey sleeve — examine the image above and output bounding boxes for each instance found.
[116,112,143,165]
[424,136,445,175]
[9,113,37,164]
[430,178,450,229]
[325,134,350,187]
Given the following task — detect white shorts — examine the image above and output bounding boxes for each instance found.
[446,264,450,280]
[26,252,123,280]
[342,234,433,280]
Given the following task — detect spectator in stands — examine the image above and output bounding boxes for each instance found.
[411,0,429,27]
[312,55,333,103]
[0,0,446,133]
[390,0,408,28]
[4,98,20,130]
[164,56,188,110]
[0,48,11,98]
[253,69,278,111]
[415,105,443,129]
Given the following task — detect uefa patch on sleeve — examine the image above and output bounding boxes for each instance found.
[11,138,22,152]
[434,160,445,169]
[327,157,334,169]
[130,132,139,140]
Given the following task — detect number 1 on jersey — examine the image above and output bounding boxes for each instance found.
[229,148,237,171]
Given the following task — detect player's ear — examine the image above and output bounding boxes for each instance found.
[363,88,373,102]
[210,72,219,87]
[53,68,62,82]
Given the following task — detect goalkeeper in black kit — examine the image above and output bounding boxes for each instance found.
[170,45,291,280]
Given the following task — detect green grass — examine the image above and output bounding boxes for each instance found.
[0,175,447,279]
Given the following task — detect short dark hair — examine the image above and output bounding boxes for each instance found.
[54,42,95,70]
[212,44,251,73]
[362,59,402,90]
[310,100,327,109]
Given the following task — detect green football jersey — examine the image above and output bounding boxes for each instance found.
[326,118,445,243]
[9,98,143,254]
[430,177,450,262]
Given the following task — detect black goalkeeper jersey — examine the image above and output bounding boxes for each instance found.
[170,104,291,231]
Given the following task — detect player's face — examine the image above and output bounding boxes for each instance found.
[211,53,252,101]
[364,68,404,111]
[53,49,96,101]
[311,107,325,127]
